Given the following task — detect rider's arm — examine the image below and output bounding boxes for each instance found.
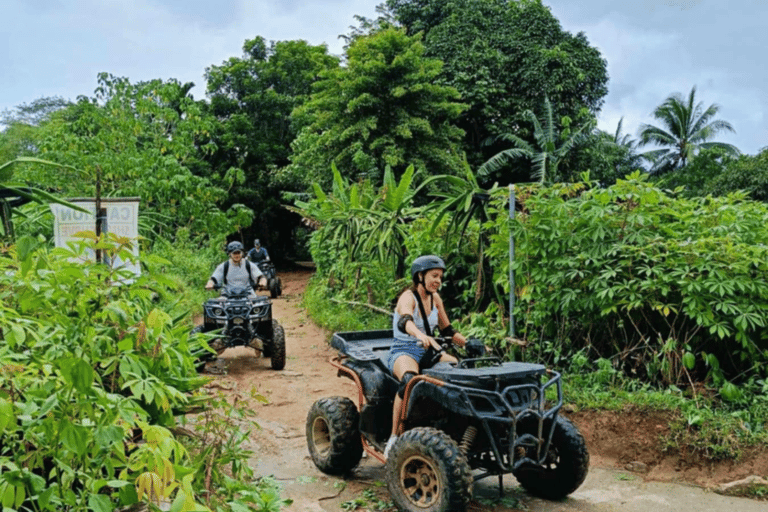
[207,262,225,290]
[435,294,467,347]
[396,293,436,348]
[263,248,270,260]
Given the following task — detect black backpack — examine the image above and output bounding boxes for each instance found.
[222,259,256,289]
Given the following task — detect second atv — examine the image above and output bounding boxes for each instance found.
[192,284,285,370]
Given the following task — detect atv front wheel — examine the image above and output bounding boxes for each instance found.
[512,415,589,499]
[386,427,472,512]
[306,396,363,475]
[270,320,286,370]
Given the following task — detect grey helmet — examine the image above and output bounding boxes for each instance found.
[410,255,446,284]
[254,238,261,247]
[226,241,244,254]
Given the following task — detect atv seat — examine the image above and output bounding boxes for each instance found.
[331,330,396,371]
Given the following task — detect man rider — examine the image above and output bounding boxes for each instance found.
[247,238,270,263]
[206,241,265,296]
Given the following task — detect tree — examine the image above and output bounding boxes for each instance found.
[204,37,340,256]
[27,73,247,243]
[383,0,609,167]
[638,85,739,173]
[0,96,72,162]
[283,27,467,190]
[477,97,594,183]
[560,118,644,186]
[705,148,768,201]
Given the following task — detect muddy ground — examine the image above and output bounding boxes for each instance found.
[199,267,768,511]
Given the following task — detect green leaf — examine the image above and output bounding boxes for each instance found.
[61,423,89,456]
[719,382,741,401]
[682,352,695,370]
[88,494,113,512]
[0,398,15,434]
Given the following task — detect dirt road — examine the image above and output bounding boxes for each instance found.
[203,268,766,512]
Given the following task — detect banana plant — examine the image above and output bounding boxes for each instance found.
[356,164,424,279]
[477,96,594,183]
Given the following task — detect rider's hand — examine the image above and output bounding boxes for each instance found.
[418,335,439,351]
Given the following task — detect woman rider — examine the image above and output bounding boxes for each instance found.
[384,255,469,458]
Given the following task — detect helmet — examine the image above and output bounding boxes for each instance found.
[254,238,261,247]
[410,255,446,281]
[226,241,244,254]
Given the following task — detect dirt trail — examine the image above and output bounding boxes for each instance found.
[203,268,767,512]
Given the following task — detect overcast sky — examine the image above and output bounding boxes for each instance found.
[2,0,766,155]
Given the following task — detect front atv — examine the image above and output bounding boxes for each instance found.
[306,330,588,512]
[192,284,286,370]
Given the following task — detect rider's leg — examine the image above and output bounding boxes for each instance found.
[386,355,419,457]
[439,353,458,364]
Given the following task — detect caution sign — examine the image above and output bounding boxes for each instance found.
[50,198,141,281]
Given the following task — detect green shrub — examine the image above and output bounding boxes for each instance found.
[0,234,280,510]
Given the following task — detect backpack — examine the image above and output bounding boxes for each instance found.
[222,259,256,289]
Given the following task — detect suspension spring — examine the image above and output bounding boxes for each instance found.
[459,426,478,456]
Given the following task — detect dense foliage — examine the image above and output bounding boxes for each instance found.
[9,74,250,247]
[0,234,287,510]
[283,27,467,190]
[204,38,339,255]
[385,0,609,168]
[298,170,768,396]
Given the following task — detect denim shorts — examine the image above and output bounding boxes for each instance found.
[387,338,426,373]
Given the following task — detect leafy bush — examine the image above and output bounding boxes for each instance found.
[485,172,768,391]
[0,234,281,510]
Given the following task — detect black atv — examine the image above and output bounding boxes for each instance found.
[192,284,285,370]
[306,330,588,512]
[256,260,282,298]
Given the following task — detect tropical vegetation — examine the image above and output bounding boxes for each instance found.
[638,85,740,173]
[2,0,768,508]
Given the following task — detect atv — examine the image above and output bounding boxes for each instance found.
[306,330,588,512]
[192,284,286,370]
[256,260,282,298]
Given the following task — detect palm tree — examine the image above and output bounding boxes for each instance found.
[638,86,739,173]
[477,97,593,183]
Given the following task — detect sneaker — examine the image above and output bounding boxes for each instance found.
[384,435,398,459]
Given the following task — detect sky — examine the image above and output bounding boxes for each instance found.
[2,0,766,156]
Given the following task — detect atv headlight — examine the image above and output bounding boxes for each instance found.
[211,307,225,317]
[250,306,267,318]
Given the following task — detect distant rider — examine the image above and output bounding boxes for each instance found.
[206,241,265,297]
[247,238,270,263]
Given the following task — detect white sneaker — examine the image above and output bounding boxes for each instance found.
[384,435,398,459]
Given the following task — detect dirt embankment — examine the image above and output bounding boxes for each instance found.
[202,267,768,511]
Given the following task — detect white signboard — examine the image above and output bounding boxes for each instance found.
[50,198,141,280]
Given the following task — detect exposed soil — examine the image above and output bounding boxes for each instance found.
[200,268,768,511]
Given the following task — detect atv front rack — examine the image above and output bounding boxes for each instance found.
[415,366,563,479]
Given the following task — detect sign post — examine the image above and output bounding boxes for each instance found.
[50,197,141,281]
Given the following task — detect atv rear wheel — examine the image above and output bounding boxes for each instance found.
[269,277,280,298]
[306,396,363,475]
[270,320,286,370]
[512,415,589,499]
[386,427,472,512]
